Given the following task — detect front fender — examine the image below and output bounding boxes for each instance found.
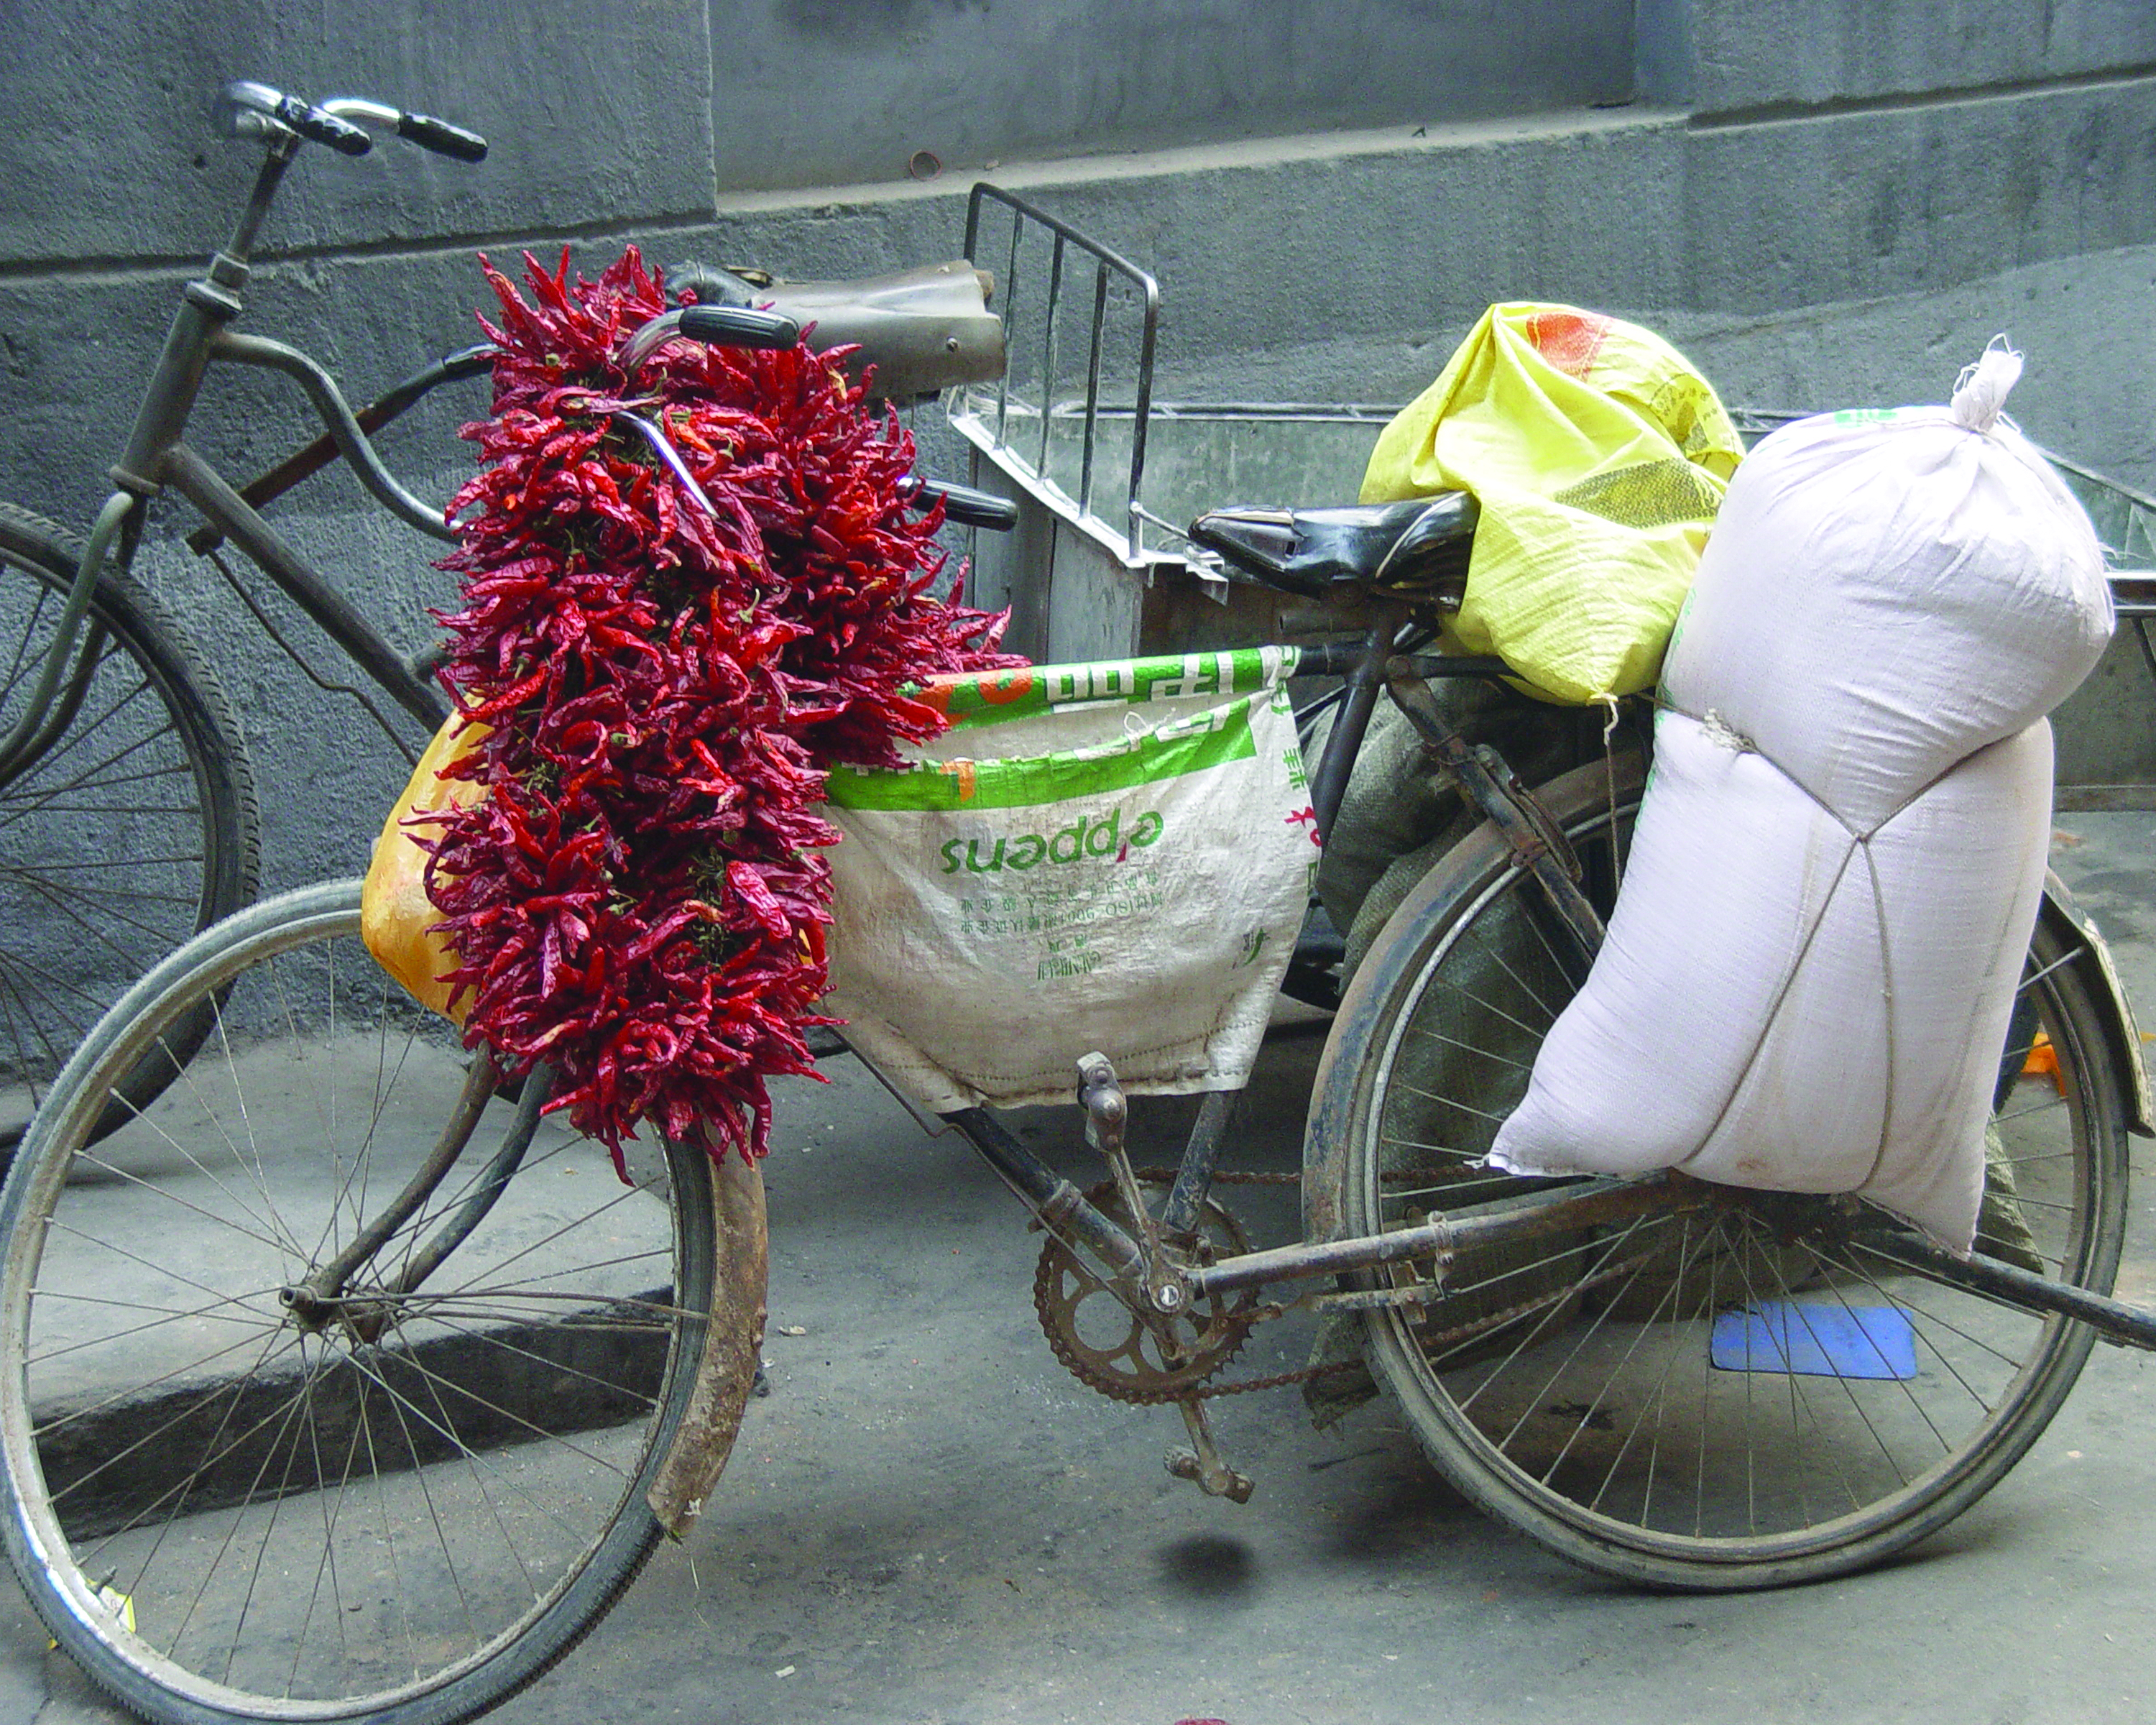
[647,1151,768,1537]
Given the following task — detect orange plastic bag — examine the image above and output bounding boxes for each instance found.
[361,717,489,1021]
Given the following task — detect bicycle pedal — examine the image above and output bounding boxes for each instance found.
[1165,1444,1255,1504]
[1167,1394,1256,1503]
[1077,1051,1127,1156]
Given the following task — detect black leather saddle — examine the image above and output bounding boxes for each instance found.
[1187,493,1477,606]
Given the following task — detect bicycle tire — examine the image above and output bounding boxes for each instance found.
[0,500,259,1146]
[1327,756,2130,1589]
[0,880,731,1724]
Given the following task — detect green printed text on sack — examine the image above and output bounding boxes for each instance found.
[915,647,1298,730]
[827,700,1258,812]
[939,806,1164,874]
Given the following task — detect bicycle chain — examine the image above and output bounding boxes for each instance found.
[1128,1167,1299,1186]
[1192,1358,1364,1399]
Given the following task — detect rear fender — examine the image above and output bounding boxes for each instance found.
[2040,873,2155,1136]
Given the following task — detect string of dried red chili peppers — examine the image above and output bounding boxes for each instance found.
[421,246,1020,1169]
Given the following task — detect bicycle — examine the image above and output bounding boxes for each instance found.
[6,144,2156,1725]
[6,491,2154,1723]
[0,79,1006,1154]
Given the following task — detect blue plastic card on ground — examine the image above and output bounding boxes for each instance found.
[1709,1301,1917,1380]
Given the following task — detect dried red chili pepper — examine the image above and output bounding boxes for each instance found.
[420,245,1021,1171]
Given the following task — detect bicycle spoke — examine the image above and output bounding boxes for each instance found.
[0,576,53,696]
[415,1303,668,1408]
[357,1345,482,1658]
[336,1340,621,1563]
[1587,1214,1713,1515]
[288,1368,362,1696]
[86,1326,300,1575]
[1401,1022,1537,1075]
[26,1287,285,1367]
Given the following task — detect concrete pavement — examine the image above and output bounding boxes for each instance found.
[9,814,2156,1725]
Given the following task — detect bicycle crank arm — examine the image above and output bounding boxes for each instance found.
[1181,1172,1718,1302]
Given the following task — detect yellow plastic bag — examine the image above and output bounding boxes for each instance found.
[1361,303,1743,704]
[361,716,489,1022]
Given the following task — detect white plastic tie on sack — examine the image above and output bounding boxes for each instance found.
[1591,692,1621,743]
[1950,335,2023,433]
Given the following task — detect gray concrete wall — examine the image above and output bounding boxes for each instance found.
[1,0,2153,903]
[1639,0,2156,111]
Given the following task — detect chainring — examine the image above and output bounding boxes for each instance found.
[1033,1179,1261,1404]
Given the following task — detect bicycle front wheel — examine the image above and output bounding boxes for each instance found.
[0,501,258,1144]
[1332,758,2131,1589]
[0,880,729,1724]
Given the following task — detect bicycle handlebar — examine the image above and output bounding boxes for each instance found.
[397,111,489,162]
[904,477,1019,531]
[220,82,489,163]
[617,305,802,371]
[219,80,371,156]
[678,305,802,350]
[320,96,489,162]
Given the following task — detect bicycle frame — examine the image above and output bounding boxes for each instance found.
[918,627,2156,1435]
[3,129,470,788]
[347,583,2144,1523]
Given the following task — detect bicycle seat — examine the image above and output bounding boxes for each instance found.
[671,259,1005,402]
[1187,494,1477,606]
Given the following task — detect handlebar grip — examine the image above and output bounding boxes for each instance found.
[907,477,1019,531]
[273,93,372,156]
[678,304,801,351]
[397,111,489,162]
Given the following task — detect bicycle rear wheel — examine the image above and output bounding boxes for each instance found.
[0,502,258,1145]
[0,880,729,1724]
[1331,758,2131,1588]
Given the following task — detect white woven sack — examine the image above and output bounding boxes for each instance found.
[822,649,1317,1113]
[1489,344,2111,1247]
[1488,712,2053,1243]
[1662,347,2111,829]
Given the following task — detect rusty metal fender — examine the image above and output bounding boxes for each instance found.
[647,1150,768,1537]
[1302,756,1630,1247]
[2039,872,2155,1136]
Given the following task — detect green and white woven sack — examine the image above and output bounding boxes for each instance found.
[824,648,1316,1112]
